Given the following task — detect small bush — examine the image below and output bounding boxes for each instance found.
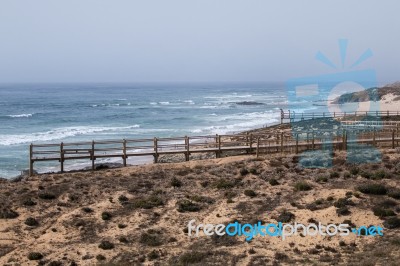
[294,181,312,191]
[0,208,19,219]
[118,195,129,203]
[23,198,37,206]
[118,224,127,229]
[177,200,201,212]
[330,172,340,178]
[343,172,351,179]
[372,170,388,180]
[269,178,279,186]
[372,207,395,218]
[171,177,182,188]
[360,171,372,179]
[96,254,106,261]
[27,252,43,260]
[179,251,205,264]
[249,168,258,175]
[213,179,237,189]
[388,189,400,199]
[101,212,112,221]
[240,168,249,176]
[277,210,295,223]
[131,195,163,209]
[25,217,39,227]
[383,217,400,229]
[244,190,257,198]
[140,231,162,246]
[148,250,160,260]
[334,198,353,208]
[38,192,57,200]
[357,183,387,195]
[82,207,93,213]
[336,207,351,216]
[98,240,115,250]
[350,167,360,176]
[316,176,328,183]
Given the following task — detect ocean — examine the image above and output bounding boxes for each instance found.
[0,83,317,178]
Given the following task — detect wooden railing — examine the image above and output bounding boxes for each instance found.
[280,110,400,124]
[29,126,400,176]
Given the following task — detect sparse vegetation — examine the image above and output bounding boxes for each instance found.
[277,210,295,223]
[357,183,387,195]
[244,189,257,198]
[140,231,162,246]
[294,181,312,191]
[171,177,183,188]
[101,211,112,221]
[25,217,39,227]
[177,200,201,212]
[27,252,43,260]
[98,240,115,250]
[269,178,279,186]
[38,192,57,200]
[0,208,19,219]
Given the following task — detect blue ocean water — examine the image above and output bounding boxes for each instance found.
[0,83,316,178]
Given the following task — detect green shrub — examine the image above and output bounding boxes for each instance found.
[357,183,387,195]
[96,254,106,261]
[98,240,115,250]
[330,172,340,178]
[82,207,93,213]
[177,200,201,212]
[0,208,19,219]
[27,252,43,260]
[350,167,360,176]
[383,217,400,229]
[240,168,249,176]
[294,181,312,191]
[213,179,237,189]
[23,198,37,206]
[277,210,295,223]
[118,195,129,203]
[131,195,163,209]
[244,190,257,198]
[171,177,182,188]
[334,198,353,208]
[25,217,39,227]
[372,207,395,218]
[140,231,162,247]
[336,207,351,216]
[388,189,400,199]
[179,251,205,264]
[249,168,258,175]
[101,212,112,221]
[372,170,387,180]
[269,178,279,186]
[316,176,328,183]
[38,192,56,200]
[148,250,160,260]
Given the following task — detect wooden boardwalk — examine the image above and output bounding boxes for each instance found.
[29,110,400,176]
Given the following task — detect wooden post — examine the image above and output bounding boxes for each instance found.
[256,138,260,158]
[373,128,376,146]
[91,141,95,170]
[295,134,299,154]
[246,132,249,146]
[153,137,158,163]
[342,130,346,151]
[218,135,222,158]
[29,144,34,177]
[312,132,315,150]
[185,136,190,161]
[280,132,284,153]
[249,133,253,150]
[392,130,395,149]
[60,142,64,173]
[123,139,127,167]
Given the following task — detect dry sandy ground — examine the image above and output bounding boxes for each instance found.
[1,148,400,266]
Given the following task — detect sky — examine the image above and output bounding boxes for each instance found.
[0,0,399,84]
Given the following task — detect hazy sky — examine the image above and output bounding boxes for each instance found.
[0,0,399,83]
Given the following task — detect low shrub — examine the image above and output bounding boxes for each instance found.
[177,200,201,212]
[25,217,39,227]
[244,190,257,198]
[0,208,19,219]
[101,212,112,221]
[27,252,43,260]
[294,181,312,191]
[269,178,279,186]
[383,217,400,229]
[98,240,115,250]
[140,231,162,247]
[240,168,249,176]
[171,177,182,188]
[277,210,295,223]
[357,183,387,195]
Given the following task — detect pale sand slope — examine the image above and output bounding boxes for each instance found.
[1,149,400,265]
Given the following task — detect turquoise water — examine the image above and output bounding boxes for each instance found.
[0,83,315,178]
